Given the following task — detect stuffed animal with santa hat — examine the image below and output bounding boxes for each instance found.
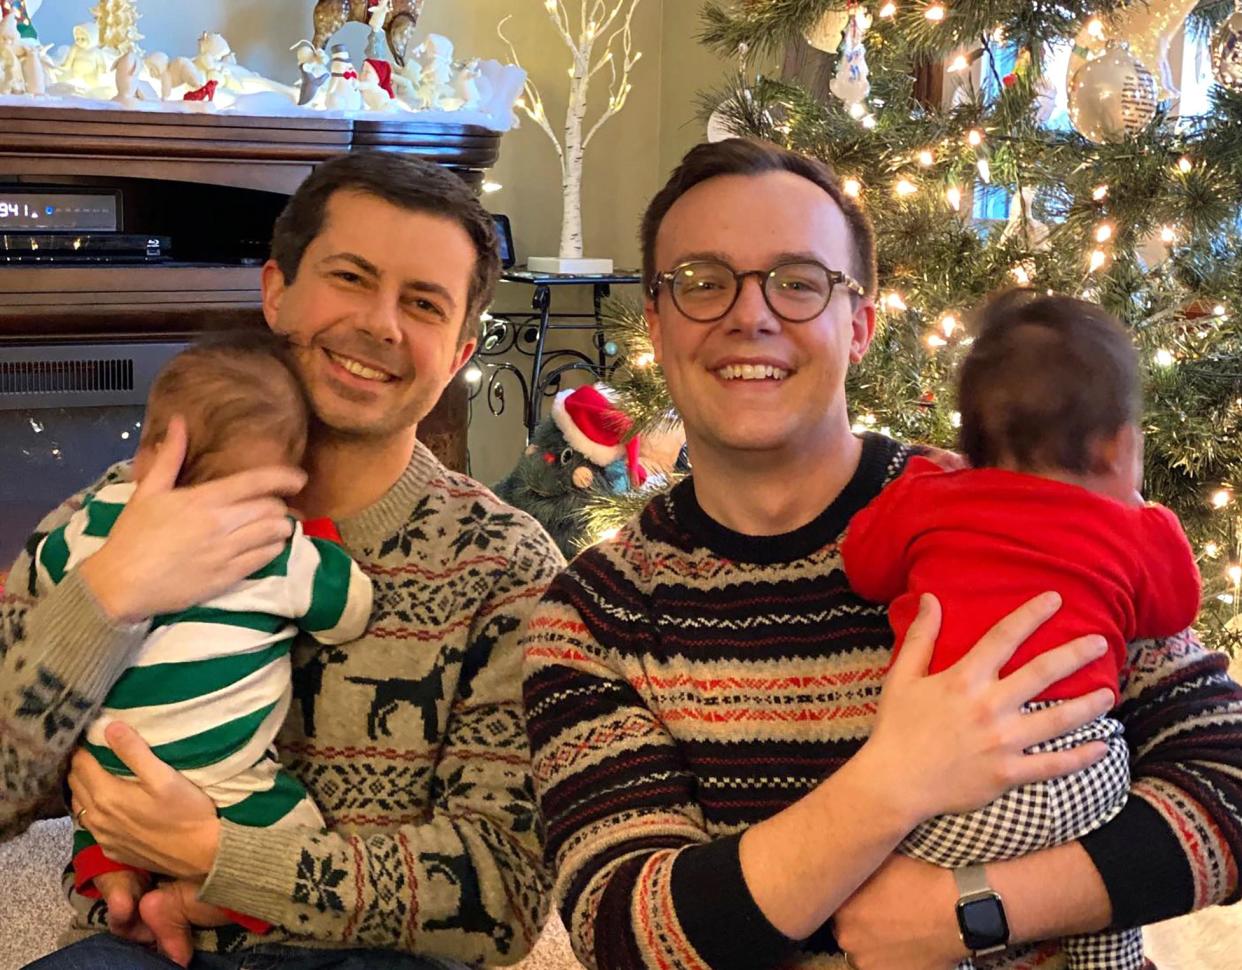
[494,383,647,558]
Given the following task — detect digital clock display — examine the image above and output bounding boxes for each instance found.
[0,192,119,232]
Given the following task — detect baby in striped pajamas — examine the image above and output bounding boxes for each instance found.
[36,333,373,965]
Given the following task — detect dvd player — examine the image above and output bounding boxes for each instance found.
[0,232,170,263]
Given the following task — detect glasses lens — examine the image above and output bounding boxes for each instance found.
[765,263,833,321]
[671,261,737,321]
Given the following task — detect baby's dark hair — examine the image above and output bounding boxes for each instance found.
[957,289,1141,475]
[141,329,309,486]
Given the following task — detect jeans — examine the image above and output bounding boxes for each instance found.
[23,934,465,970]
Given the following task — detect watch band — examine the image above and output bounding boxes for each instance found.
[953,863,991,897]
[953,864,1009,957]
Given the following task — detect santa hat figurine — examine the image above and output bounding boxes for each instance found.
[551,384,647,489]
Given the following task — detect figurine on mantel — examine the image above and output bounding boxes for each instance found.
[312,0,422,68]
[19,35,52,95]
[292,38,329,107]
[112,46,158,103]
[359,59,397,111]
[365,0,392,60]
[54,22,112,92]
[324,44,361,112]
[0,12,24,94]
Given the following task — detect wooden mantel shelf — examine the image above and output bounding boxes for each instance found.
[0,104,502,193]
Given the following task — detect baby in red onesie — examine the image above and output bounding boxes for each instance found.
[841,290,1200,970]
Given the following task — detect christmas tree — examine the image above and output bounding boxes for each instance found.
[92,0,141,53]
[595,1,1242,655]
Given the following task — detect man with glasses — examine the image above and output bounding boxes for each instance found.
[520,139,1242,969]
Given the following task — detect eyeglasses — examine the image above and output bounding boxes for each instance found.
[649,259,867,323]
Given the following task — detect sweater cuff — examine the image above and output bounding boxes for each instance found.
[671,835,799,969]
[28,570,149,700]
[200,819,304,925]
[1078,794,1194,929]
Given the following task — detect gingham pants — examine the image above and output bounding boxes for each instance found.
[901,706,1142,970]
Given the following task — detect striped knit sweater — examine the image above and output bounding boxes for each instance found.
[0,442,564,965]
[37,482,374,794]
[521,433,1242,970]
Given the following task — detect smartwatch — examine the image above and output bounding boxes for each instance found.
[953,864,1009,958]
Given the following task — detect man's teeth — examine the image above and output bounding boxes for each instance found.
[328,350,389,382]
[716,364,789,381]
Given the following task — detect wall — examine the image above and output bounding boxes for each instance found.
[31,1,726,484]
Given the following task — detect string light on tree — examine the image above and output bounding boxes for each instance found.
[1154,348,1176,367]
[917,149,935,167]
[1095,222,1114,243]
[895,177,918,197]
[1206,542,1221,558]
[1178,156,1194,173]
[966,129,984,147]
[946,185,962,211]
[884,292,908,312]
[1092,185,1109,201]
[924,3,946,23]
[1212,488,1233,509]
[879,2,897,17]
[843,177,863,197]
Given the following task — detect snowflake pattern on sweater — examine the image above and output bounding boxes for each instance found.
[0,443,564,965]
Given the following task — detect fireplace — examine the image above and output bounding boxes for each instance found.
[0,341,186,586]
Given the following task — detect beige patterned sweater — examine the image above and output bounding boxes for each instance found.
[0,442,564,966]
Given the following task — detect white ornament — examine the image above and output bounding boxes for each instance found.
[448,59,489,112]
[56,22,112,91]
[1211,4,1242,94]
[1000,186,1050,251]
[0,12,24,94]
[19,39,52,95]
[412,33,454,108]
[829,7,872,111]
[804,8,850,54]
[1068,43,1158,144]
[112,47,157,103]
[325,45,362,112]
[291,39,329,107]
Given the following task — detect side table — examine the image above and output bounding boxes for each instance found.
[470,267,643,436]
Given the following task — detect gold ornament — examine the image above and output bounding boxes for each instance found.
[1067,3,1198,99]
[1212,4,1242,94]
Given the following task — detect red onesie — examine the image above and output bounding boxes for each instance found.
[840,457,1201,703]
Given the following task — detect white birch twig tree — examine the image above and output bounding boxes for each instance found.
[499,0,644,259]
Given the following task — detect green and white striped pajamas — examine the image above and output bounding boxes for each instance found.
[36,483,373,868]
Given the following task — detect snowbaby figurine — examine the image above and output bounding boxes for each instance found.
[56,22,112,91]
[0,12,26,95]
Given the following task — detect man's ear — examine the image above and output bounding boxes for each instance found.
[644,299,664,365]
[849,298,877,364]
[261,260,287,330]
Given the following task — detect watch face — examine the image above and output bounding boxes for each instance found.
[956,896,1009,952]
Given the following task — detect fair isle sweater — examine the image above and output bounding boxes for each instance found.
[0,442,565,966]
[521,433,1242,970]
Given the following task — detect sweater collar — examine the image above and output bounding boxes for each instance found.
[669,433,903,565]
[337,440,444,547]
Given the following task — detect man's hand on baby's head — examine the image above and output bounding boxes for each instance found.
[80,414,306,623]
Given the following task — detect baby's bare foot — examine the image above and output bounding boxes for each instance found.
[138,886,194,969]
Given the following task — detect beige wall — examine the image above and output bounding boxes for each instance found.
[34,1,727,483]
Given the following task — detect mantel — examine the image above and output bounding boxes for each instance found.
[0,104,502,193]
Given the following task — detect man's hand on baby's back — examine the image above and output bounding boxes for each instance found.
[79,415,306,623]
